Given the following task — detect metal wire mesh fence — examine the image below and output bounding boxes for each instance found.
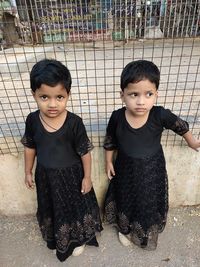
[0,0,200,154]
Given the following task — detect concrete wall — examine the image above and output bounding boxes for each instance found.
[0,146,200,216]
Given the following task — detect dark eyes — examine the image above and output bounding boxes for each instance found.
[130,93,138,97]
[146,92,153,97]
[129,92,153,97]
[40,95,48,100]
[57,95,64,100]
[40,95,64,100]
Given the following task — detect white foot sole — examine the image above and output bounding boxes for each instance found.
[118,232,131,247]
[72,244,85,256]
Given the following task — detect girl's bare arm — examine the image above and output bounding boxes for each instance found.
[24,147,36,189]
[81,152,92,194]
[105,150,115,179]
[183,131,200,151]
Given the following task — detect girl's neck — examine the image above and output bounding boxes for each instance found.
[125,109,150,129]
[39,110,67,132]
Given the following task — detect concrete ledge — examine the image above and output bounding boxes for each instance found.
[0,146,200,216]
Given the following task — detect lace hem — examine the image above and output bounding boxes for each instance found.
[103,135,117,150]
[38,211,102,253]
[21,135,36,148]
[104,201,167,250]
[170,117,189,136]
[77,139,94,156]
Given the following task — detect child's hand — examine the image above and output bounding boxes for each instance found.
[188,138,200,152]
[25,173,35,190]
[106,162,115,180]
[81,177,92,194]
[183,132,200,152]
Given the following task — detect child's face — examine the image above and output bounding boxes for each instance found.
[32,83,69,118]
[121,79,158,117]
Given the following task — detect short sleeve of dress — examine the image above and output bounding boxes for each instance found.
[21,113,36,148]
[74,117,94,157]
[160,107,189,136]
[103,111,118,150]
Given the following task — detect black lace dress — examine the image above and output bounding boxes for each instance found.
[21,110,103,262]
[103,106,189,250]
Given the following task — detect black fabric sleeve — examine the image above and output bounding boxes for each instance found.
[160,107,189,136]
[74,117,94,157]
[21,113,36,148]
[103,110,118,150]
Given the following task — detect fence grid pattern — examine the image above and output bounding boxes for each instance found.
[0,1,200,154]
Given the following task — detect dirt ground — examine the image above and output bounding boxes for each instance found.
[0,206,200,267]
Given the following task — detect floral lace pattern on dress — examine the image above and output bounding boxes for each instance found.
[105,201,167,250]
[170,117,189,136]
[35,163,102,261]
[39,211,101,253]
[21,135,36,148]
[77,139,94,157]
[104,149,168,250]
[103,135,117,150]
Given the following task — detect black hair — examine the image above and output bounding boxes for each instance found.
[120,60,160,91]
[30,59,72,93]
